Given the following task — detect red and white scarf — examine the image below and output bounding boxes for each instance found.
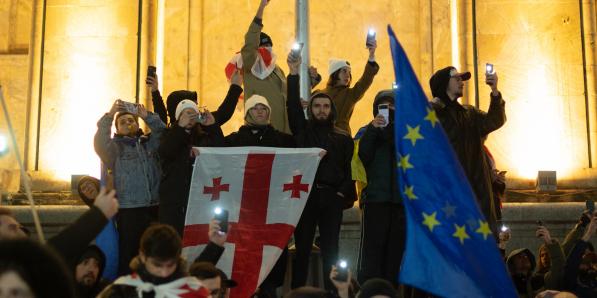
[113,273,208,298]
[225,47,277,81]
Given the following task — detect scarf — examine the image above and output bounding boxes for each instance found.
[113,272,208,298]
[225,47,277,81]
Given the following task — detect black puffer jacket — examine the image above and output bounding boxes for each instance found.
[286,74,354,206]
[158,124,224,236]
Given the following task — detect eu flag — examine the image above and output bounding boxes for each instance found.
[387,25,517,297]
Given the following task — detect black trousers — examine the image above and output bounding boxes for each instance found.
[116,206,158,275]
[357,202,406,286]
[291,187,344,291]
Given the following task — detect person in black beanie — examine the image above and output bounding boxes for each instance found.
[357,90,405,287]
[74,245,108,298]
[286,55,354,292]
[429,66,505,237]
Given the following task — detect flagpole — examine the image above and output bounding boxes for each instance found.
[0,85,45,243]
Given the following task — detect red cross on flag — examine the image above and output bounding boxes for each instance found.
[182,147,323,298]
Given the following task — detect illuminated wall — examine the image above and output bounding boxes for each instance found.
[2,0,596,189]
[33,0,141,181]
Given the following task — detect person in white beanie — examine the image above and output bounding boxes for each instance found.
[316,40,380,136]
[223,94,296,298]
[158,99,224,236]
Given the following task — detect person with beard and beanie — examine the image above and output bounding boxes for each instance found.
[95,100,164,275]
[158,100,224,236]
[317,41,379,136]
[241,0,291,133]
[147,70,244,126]
[74,245,109,298]
[0,239,77,298]
[429,66,505,237]
[563,212,597,298]
[97,224,208,298]
[356,90,405,287]
[224,94,295,298]
[286,55,354,292]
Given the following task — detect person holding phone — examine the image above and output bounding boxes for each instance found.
[158,100,223,236]
[94,100,164,275]
[315,29,379,135]
[357,90,404,286]
[286,56,354,292]
[429,65,506,238]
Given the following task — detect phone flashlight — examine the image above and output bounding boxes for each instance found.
[485,63,494,74]
[213,207,229,233]
[366,28,376,47]
[214,207,222,215]
[334,259,349,281]
[501,225,508,232]
[392,81,398,89]
[290,42,303,60]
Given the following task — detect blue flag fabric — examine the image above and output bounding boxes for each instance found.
[95,163,119,281]
[387,25,517,298]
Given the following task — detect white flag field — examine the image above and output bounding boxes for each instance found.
[181,147,323,298]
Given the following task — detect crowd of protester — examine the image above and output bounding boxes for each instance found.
[1,0,596,297]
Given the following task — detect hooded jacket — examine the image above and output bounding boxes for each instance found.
[158,123,224,236]
[94,112,164,208]
[357,90,401,205]
[429,66,506,234]
[286,74,355,207]
[507,248,541,298]
[74,245,109,298]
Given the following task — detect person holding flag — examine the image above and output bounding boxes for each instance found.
[387,25,517,297]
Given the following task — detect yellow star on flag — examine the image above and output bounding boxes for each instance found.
[422,212,441,232]
[404,185,418,200]
[475,220,492,240]
[453,224,470,244]
[398,154,414,172]
[403,125,424,146]
[424,107,439,128]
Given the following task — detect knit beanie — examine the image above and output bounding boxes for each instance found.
[328,59,351,76]
[244,95,271,125]
[166,90,198,124]
[175,99,200,121]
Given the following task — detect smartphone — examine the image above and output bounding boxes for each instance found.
[334,260,349,282]
[586,199,595,214]
[366,29,376,47]
[500,225,508,232]
[119,100,138,115]
[536,220,543,226]
[290,42,303,60]
[378,103,389,127]
[485,63,494,74]
[147,66,157,78]
[214,207,229,233]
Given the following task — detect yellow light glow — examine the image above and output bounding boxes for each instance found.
[42,52,110,181]
[450,0,460,70]
[501,64,574,179]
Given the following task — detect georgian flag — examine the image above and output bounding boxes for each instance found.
[225,47,277,81]
[182,147,323,298]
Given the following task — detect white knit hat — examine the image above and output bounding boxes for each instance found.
[328,59,350,76]
[175,99,200,121]
[244,95,271,116]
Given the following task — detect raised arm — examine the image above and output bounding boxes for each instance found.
[93,101,121,167]
[477,72,506,136]
[286,55,307,136]
[241,0,269,71]
[146,75,168,124]
[213,70,243,126]
[347,40,380,102]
